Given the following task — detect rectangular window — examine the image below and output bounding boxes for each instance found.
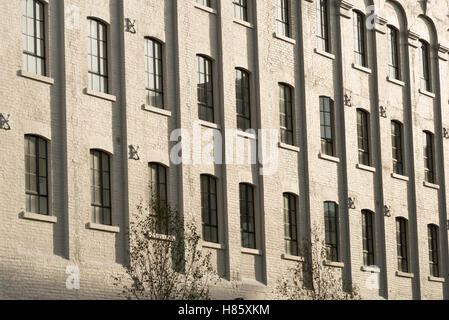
[196,0,211,7]
[320,97,335,156]
[284,194,298,256]
[420,40,431,92]
[22,0,46,76]
[316,0,330,52]
[88,19,108,93]
[25,135,48,215]
[396,217,409,273]
[362,210,375,266]
[240,183,256,249]
[197,55,214,123]
[353,11,367,67]
[276,0,290,37]
[324,202,339,262]
[424,131,435,184]
[90,150,111,225]
[387,26,400,80]
[357,109,371,166]
[236,69,251,131]
[201,175,218,243]
[149,163,168,234]
[391,121,404,175]
[233,0,248,22]
[279,84,294,146]
[428,225,440,278]
[145,38,164,109]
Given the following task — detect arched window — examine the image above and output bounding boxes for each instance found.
[357,109,371,166]
[387,25,401,80]
[391,121,404,175]
[88,18,108,93]
[396,217,409,273]
[419,40,432,92]
[283,193,298,256]
[148,163,168,234]
[25,135,49,215]
[324,201,339,262]
[201,175,218,243]
[236,68,251,131]
[90,150,111,225]
[197,55,214,123]
[316,0,330,52]
[22,0,46,75]
[353,10,367,67]
[428,224,440,277]
[145,38,164,109]
[276,0,290,37]
[240,183,256,249]
[233,0,248,22]
[279,83,294,146]
[320,96,335,156]
[362,210,375,266]
[423,131,435,184]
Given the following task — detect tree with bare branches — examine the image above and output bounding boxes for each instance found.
[276,225,361,300]
[114,197,217,300]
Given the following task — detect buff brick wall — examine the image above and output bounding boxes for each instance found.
[0,0,448,300]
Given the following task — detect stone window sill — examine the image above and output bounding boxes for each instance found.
[84,88,117,102]
[242,248,263,256]
[19,70,54,85]
[352,63,372,75]
[22,212,57,224]
[281,254,304,262]
[319,153,340,163]
[391,173,409,182]
[279,142,300,153]
[325,261,345,268]
[194,3,217,15]
[142,104,172,117]
[237,130,258,140]
[314,48,335,60]
[198,120,221,130]
[396,271,414,279]
[428,276,445,283]
[419,89,435,99]
[357,163,376,173]
[424,181,440,190]
[273,33,296,45]
[387,76,405,87]
[233,19,253,29]
[87,222,120,234]
[202,242,226,250]
[361,266,380,273]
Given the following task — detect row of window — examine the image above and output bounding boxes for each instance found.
[25,133,441,277]
[320,97,436,183]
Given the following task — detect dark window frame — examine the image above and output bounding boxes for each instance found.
[320,96,335,157]
[90,150,112,226]
[419,40,432,92]
[145,37,164,109]
[428,224,440,278]
[279,83,294,146]
[197,55,215,123]
[149,162,169,235]
[284,193,299,256]
[88,18,109,93]
[396,217,409,273]
[324,201,339,262]
[357,109,371,166]
[391,120,405,176]
[353,10,367,67]
[22,0,46,76]
[387,25,401,80]
[236,68,251,131]
[240,183,256,249]
[424,131,435,184]
[201,175,219,244]
[276,0,290,37]
[233,0,249,22]
[362,210,375,266]
[25,135,49,216]
[316,0,330,52]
